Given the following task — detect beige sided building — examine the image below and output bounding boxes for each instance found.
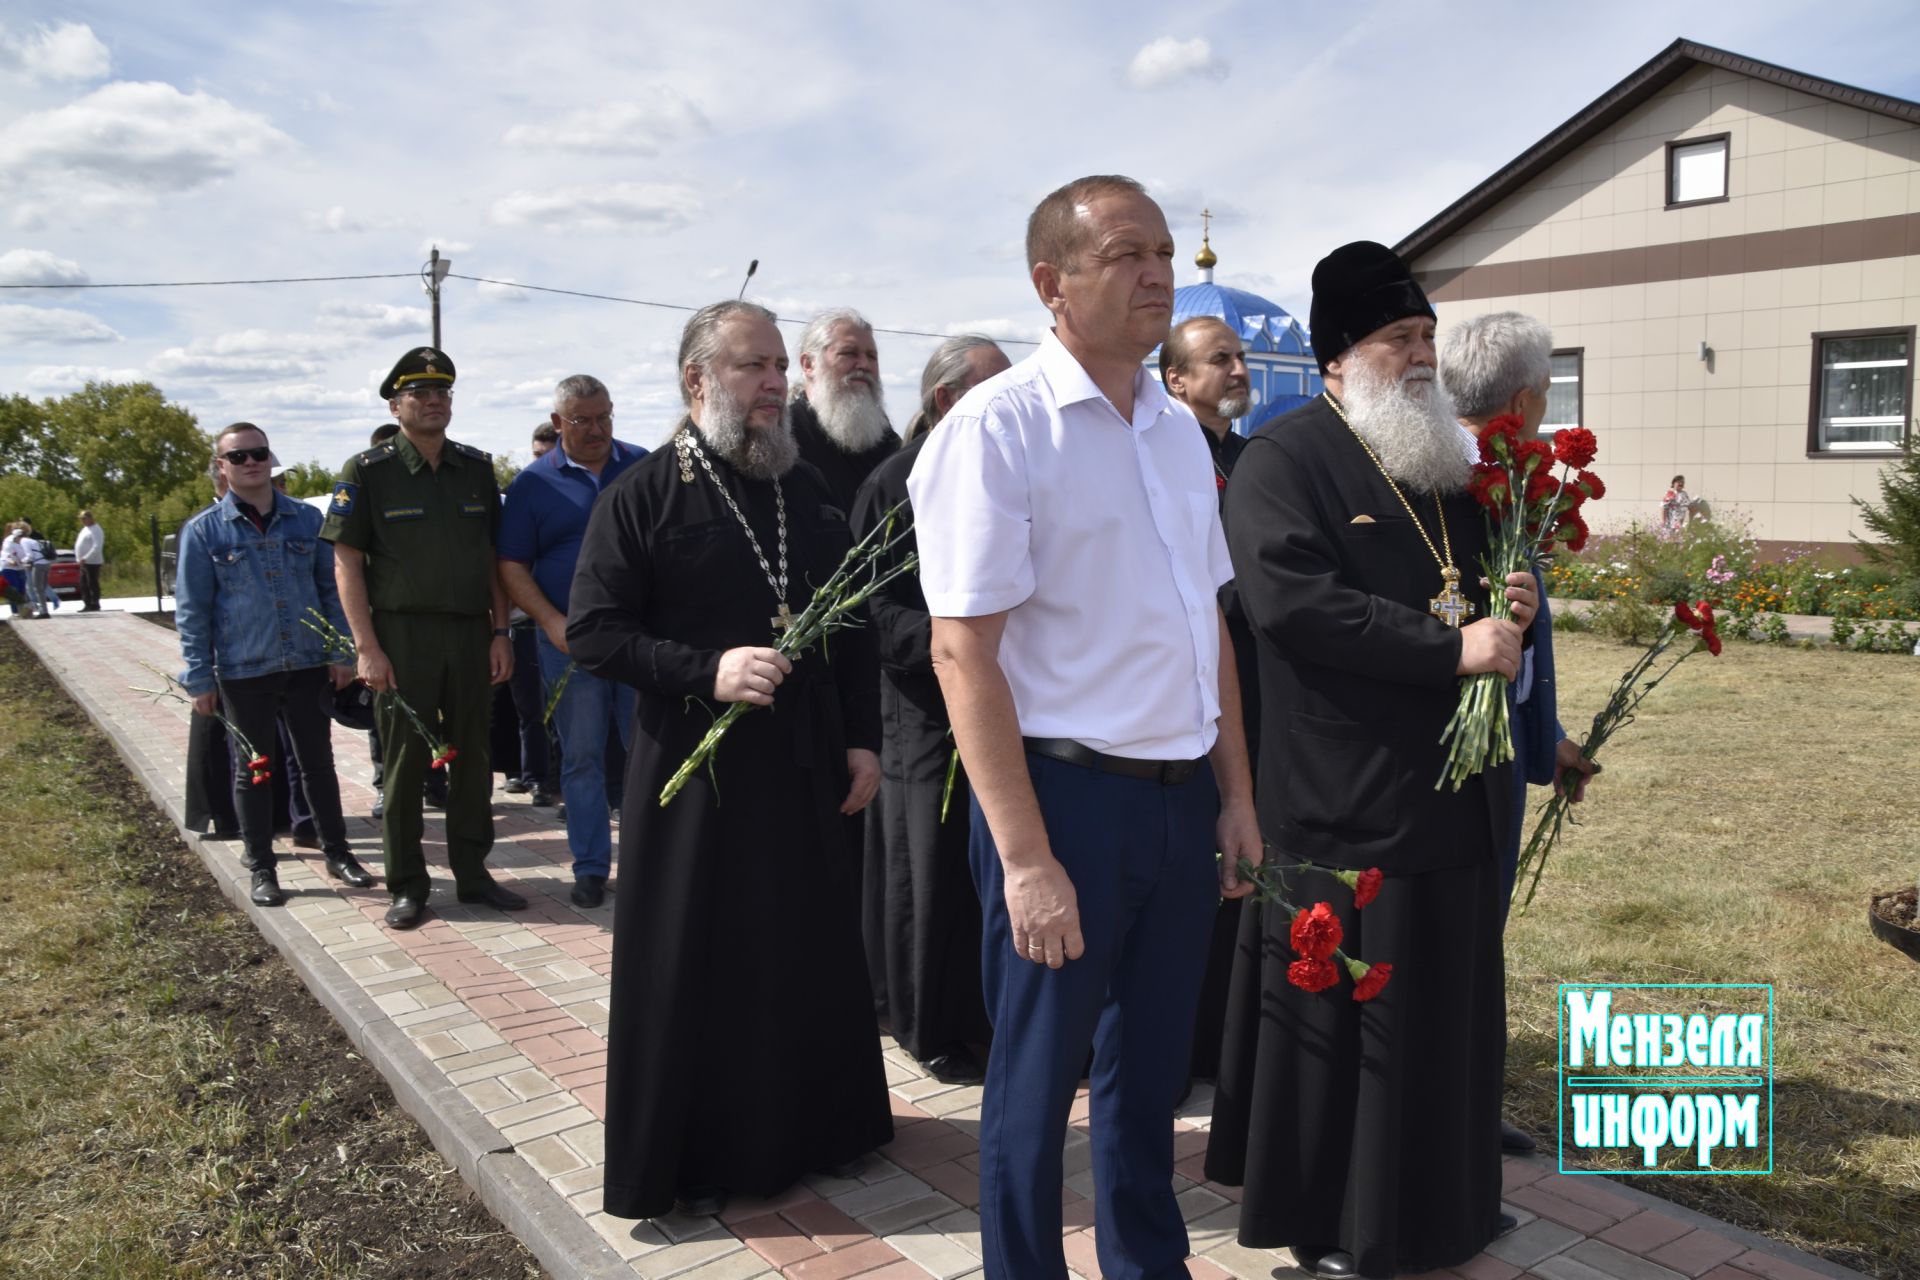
[1399,39,1919,554]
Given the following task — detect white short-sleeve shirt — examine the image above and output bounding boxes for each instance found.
[907,330,1233,760]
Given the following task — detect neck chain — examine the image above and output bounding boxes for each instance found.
[674,427,793,634]
[1322,392,1473,628]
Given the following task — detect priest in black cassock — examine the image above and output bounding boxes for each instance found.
[1205,242,1537,1279]
[790,307,902,511]
[568,300,892,1221]
[1160,313,1260,1083]
[848,334,1010,1085]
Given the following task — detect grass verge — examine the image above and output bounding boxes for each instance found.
[0,625,544,1280]
[1507,631,1920,1277]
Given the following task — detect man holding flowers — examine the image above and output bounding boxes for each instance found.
[1205,242,1536,1278]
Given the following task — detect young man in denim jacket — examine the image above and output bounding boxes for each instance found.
[176,422,377,905]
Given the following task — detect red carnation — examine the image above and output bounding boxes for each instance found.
[1524,471,1559,505]
[1469,465,1512,512]
[1289,901,1343,961]
[1513,439,1554,477]
[1552,427,1598,469]
[1675,600,1701,629]
[1354,867,1383,909]
[1477,417,1522,465]
[1575,469,1606,501]
[1288,958,1340,993]
[249,754,270,769]
[1696,600,1723,656]
[1561,512,1590,552]
[1351,961,1393,1002]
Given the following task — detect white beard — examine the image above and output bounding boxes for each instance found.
[1339,360,1468,495]
[809,372,891,453]
[1215,392,1251,420]
[701,377,798,481]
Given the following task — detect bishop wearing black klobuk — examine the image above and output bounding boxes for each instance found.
[1205,242,1522,1277]
[846,335,1010,1081]
[568,302,890,1220]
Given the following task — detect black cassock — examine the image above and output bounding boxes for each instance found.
[1205,396,1510,1275]
[848,435,990,1064]
[568,438,892,1220]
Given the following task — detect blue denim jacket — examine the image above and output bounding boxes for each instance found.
[176,491,349,694]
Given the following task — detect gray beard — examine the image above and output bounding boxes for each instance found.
[1215,392,1251,420]
[809,374,891,452]
[700,379,798,481]
[1339,361,1468,495]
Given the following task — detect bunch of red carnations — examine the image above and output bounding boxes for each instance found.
[1236,856,1393,1001]
[1440,420,1605,790]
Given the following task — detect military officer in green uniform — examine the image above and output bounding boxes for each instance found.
[321,347,527,930]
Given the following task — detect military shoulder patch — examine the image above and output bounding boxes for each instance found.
[355,443,399,466]
[329,482,358,515]
[450,440,491,462]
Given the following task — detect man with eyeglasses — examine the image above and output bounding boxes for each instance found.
[175,422,377,906]
[322,348,523,930]
[498,374,646,909]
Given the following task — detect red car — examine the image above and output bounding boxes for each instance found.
[46,549,83,600]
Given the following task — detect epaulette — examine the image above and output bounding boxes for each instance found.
[451,440,492,463]
[354,443,400,466]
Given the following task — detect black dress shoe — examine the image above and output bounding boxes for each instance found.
[456,881,528,911]
[815,1156,866,1179]
[504,776,532,795]
[291,824,320,850]
[673,1186,726,1217]
[385,897,427,930]
[570,875,607,909]
[371,797,385,820]
[1496,1211,1520,1236]
[201,827,241,842]
[1500,1119,1538,1153]
[250,868,286,907]
[921,1047,986,1085]
[424,781,448,810]
[326,853,377,888]
[1291,1245,1357,1279]
[530,787,557,807]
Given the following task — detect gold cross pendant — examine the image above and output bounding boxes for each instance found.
[1428,568,1474,629]
[771,601,795,634]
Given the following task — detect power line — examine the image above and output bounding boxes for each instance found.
[0,266,1042,347]
[0,272,417,289]
[450,273,1040,346]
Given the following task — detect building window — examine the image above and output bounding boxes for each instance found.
[1809,328,1913,453]
[1542,349,1582,433]
[1666,134,1729,207]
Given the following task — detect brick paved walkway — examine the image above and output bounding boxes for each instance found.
[9,610,1871,1280]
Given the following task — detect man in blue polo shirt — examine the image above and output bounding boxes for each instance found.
[498,374,646,908]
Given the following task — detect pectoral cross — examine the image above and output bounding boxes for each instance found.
[1429,568,1474,629]
[771,601,795,634]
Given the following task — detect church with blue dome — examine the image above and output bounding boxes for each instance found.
[1149,218,1323,435]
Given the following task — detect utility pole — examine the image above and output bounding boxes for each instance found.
[423,246,452,348]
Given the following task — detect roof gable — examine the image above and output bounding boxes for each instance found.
[1394,38,1920,263]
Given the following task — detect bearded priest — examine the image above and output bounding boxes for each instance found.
[1204,242,1537,1279]
[790,307,902,512]
[568,300,891,1221]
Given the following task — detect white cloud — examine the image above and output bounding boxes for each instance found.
[0,303,120,343]
[0,22,111,83]
[0,81,288,198]
[1125,37,1228,90]
[257,383,377,412]
[317,301,432,338]
[419,238,473,257]
[151,329,343,381]
[945,317,1045,345]
[503,88,710,155]
[476,278,530,303]
[304,205,407,234]
[490,182,702,234]
[0,248,88,286]
[24,363,145,388]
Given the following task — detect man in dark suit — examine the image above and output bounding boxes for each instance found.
[1205,242,1538,1279]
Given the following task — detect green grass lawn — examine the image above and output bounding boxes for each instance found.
[1505,632,1920,1276]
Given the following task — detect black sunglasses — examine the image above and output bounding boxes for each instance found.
[221,446,272,464]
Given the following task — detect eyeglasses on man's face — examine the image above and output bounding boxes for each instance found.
[221,446,272,464]
[562,412,614,429]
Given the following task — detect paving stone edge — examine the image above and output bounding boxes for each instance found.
[15,621,634,1280]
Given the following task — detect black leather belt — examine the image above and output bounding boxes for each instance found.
[1022,737,1203,786]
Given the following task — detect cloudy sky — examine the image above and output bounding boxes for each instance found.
[4,1,1919,468]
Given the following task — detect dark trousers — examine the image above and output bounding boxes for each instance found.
[374,612,495,903]
[970,752,1220,1280]
[218,666,352,872]
[507,622,557,788]
[80,563,102,610]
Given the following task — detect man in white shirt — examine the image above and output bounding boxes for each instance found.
[910,174,1262,1280]
[74,510,105,611]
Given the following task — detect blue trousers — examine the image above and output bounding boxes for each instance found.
[970,752,1220,1280]
[536,631,634,878]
